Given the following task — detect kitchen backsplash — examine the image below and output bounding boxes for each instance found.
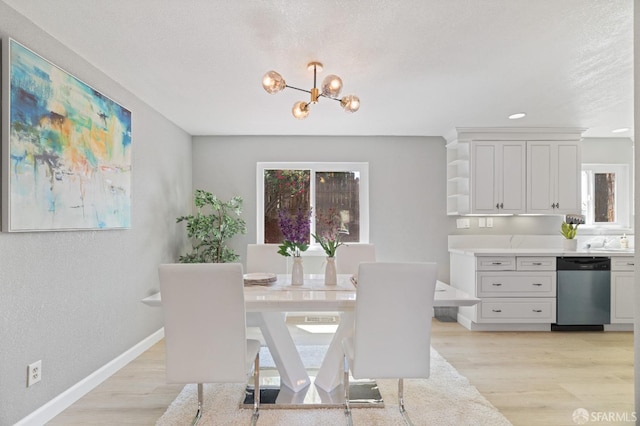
[449,234,635,250]
[448,215,634,238]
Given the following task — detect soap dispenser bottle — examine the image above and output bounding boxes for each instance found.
[620,234,629,249]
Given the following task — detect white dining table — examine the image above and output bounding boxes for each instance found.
[142,273,479,395]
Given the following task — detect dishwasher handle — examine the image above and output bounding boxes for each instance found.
[556,257,611,271]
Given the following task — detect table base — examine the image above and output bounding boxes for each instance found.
[241,369,384,409]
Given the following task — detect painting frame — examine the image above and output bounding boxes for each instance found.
[2,38,132,232]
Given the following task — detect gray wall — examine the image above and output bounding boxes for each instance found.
[0,4,192,424]
[192,135,450,281]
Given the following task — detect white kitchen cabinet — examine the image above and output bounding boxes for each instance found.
[527,141,581,214]
[476,256,516,270]
[479,298,555,322]
[611,256,634,323]
[447,128,585,216]
[450,253,556,329]
[477,272,555,297]
[471,141,526,214]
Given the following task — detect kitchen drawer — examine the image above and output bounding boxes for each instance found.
[476,256,516,271]
[477,272,555,297]
[516,256,556,271]
[478,298,556,323]
[611,257,635,272]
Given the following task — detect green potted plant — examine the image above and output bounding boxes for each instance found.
[560,220,579,251]
[177,189,247,263]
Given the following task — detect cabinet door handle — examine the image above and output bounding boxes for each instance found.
[627,262,635,266]
[532,283,543,286]
[532,262,542,265]
[499,202,504,209]
[492,309,502,313]
[532,309,543,313]
[492,283,503,286]
[496,203,500,209]
[491,262,502,265]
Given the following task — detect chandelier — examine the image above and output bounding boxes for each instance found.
[262,61,360,119]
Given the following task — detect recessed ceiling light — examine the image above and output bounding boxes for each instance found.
[508,112,526,120]
[612,127,630,133]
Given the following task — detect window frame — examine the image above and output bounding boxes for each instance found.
[581,163,631,231]
[256,162,369,247]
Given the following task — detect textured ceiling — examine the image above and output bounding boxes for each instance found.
[1,0,634,138]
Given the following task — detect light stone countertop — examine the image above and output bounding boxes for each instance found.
[449,247,635,257]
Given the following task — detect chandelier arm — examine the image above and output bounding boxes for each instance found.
[318,94,342,102]
[285,85,313,95]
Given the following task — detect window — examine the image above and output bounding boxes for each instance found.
[257,162,369,246]
[581,164,630,228]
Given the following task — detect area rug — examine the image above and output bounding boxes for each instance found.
[156,347,512,426]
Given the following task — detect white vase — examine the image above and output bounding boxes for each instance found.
[563,239,578,251]
[324,256,337,286]
[291,257,304,286]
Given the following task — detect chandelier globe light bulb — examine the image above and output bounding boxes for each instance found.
[340,95,360,113]
[321,75,343,97]
[292,101,310,119]
[262,71,286,94]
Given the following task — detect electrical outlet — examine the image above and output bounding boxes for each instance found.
[478,218,486,228]
[486,217,494,228]
[456,218,470,229]
[27,360,42,387]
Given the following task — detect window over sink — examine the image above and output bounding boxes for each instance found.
[256,162,369,246]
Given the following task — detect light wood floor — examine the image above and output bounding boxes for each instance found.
[49,320,634,426]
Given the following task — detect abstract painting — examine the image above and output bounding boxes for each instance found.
[3,39,132,231]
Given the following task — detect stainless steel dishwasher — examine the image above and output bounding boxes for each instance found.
[553,257,611,331]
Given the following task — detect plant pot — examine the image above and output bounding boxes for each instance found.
[324,257,337,286]
[563,239,578,251]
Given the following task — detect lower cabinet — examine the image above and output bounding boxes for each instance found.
[611,257,635,324]
[451,254,556,329]
[479,298,556,322]
[451,252,633,329]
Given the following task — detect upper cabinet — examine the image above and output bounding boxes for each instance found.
[447,128,585,216]
[471,141,526,214]
[527,141,581,214]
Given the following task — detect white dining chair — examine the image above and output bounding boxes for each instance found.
[246,244,288,273]
[159,263,261,425]
[246,244,289,329]
[342,262,437,426]
[335,243,376,275]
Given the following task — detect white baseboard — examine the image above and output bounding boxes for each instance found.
[605,323,634,331]
[15,328,164,426]
[457,314,634,332]
[456,314,552,331]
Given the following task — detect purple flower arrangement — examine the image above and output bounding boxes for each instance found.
[277,207,311,257]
